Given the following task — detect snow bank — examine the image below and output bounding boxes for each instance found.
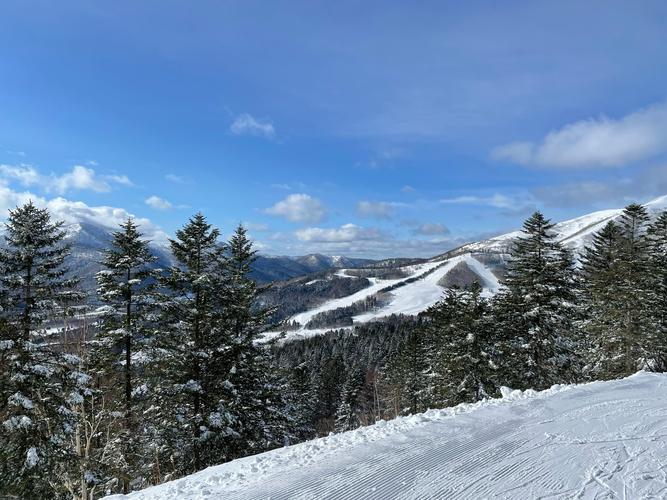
[107,372,667,499]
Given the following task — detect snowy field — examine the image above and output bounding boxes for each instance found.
[108,372,667,499]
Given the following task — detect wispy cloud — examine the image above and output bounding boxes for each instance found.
[295,223,382,243]
[440,193,516,209]
[492,101,667,168]
[230,113,275,140]
[165,173,190,184]
[0,164,132,194]
[356,200,405,219]
[264,193,327,223]
[145,195,173,210]
[412,222,449,236]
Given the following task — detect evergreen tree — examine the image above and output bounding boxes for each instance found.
[616,203,654,372]
[581,221,626,377]
[334,366,364,432]
[647,211,667,370]
[383,322,432,416]
[148,213,229,478]
[582,204,654,377]
[494,211,579,390]
[222,224,290,459]
[428,283,497,406]
[0,202,85,497]
[93,218,158,492]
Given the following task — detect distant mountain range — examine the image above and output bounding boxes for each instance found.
[262,195,667,342]
[12,219,377,290]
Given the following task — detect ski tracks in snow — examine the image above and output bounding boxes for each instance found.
[110,372,667,500]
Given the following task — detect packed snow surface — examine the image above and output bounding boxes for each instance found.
[108,372,667,499]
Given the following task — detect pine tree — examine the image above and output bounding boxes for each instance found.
[148,213,228,478]
[429,283,497,406]
[494,211,580,390]
[222,224,290,459]
[581,221,626,377]
[334,366,364,432]
[93,218,158,492]
[383,322,433,416]
[647,211,667,370]
[582,204,654,377]
[0,202,85,497]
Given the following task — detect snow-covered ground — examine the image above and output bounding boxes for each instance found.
[108,372,667,500]
[355,254,500,323]
[264,256,500,342]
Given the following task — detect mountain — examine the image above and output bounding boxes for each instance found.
[264,195,667,341]
[106,371,667,499]
[250,254,375,283]
[2,217,373,291]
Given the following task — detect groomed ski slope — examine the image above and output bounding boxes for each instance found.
[109,372,667,500]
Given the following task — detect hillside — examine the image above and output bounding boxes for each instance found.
[0,216,373,290]
[266,195,667,341]
[107,372,667,500]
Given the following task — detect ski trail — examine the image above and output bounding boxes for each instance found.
[109,372,667,500]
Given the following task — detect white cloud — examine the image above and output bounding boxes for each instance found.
[105,174,133,187]
[0,164,132,194]
[0,183,169,246]
[492,101,667,168]
[412,223,449,236]
[145,195,173,210]
[295,223,382,243]
[165,174,189,184]
[402,185,416,193]
[230,113,276,139]
[356,201,397,219]
[440,193,515,209]
[264,193,327,223]
[243,221,270,232]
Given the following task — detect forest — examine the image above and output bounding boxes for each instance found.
[1,201,666,499]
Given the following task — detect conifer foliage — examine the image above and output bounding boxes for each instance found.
[94,217,158,492]
[494,211,579,390]
[0,202,86,498]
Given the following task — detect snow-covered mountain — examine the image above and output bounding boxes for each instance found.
[251,254,375,283]
[0,215,374,290]
[107,371,667,499]
[266,195,667,341]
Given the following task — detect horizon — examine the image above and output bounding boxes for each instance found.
[2,1,667,259]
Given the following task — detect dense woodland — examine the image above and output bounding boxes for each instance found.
[1,201,667,498]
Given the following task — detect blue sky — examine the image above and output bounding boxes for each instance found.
[1,1,667,258]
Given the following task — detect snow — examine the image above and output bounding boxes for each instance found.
[106,372,667,500]
[282,261,443,329]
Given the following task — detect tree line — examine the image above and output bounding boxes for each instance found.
[0,203,295,498]
[2,201,667,498]
[379,204,667,419]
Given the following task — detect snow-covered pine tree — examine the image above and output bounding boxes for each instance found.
[334,365,364,432]
[581,221,626,378]
[93,217,158,493]
[148,213,228,477]
[616,204,654,373]
[647,211,667,371]
[282,362,317,442]
[222,224,290,459]
[383,322,433,416]
[494,211,580,390]
[0,202,86,498]
[428,282,497,406]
